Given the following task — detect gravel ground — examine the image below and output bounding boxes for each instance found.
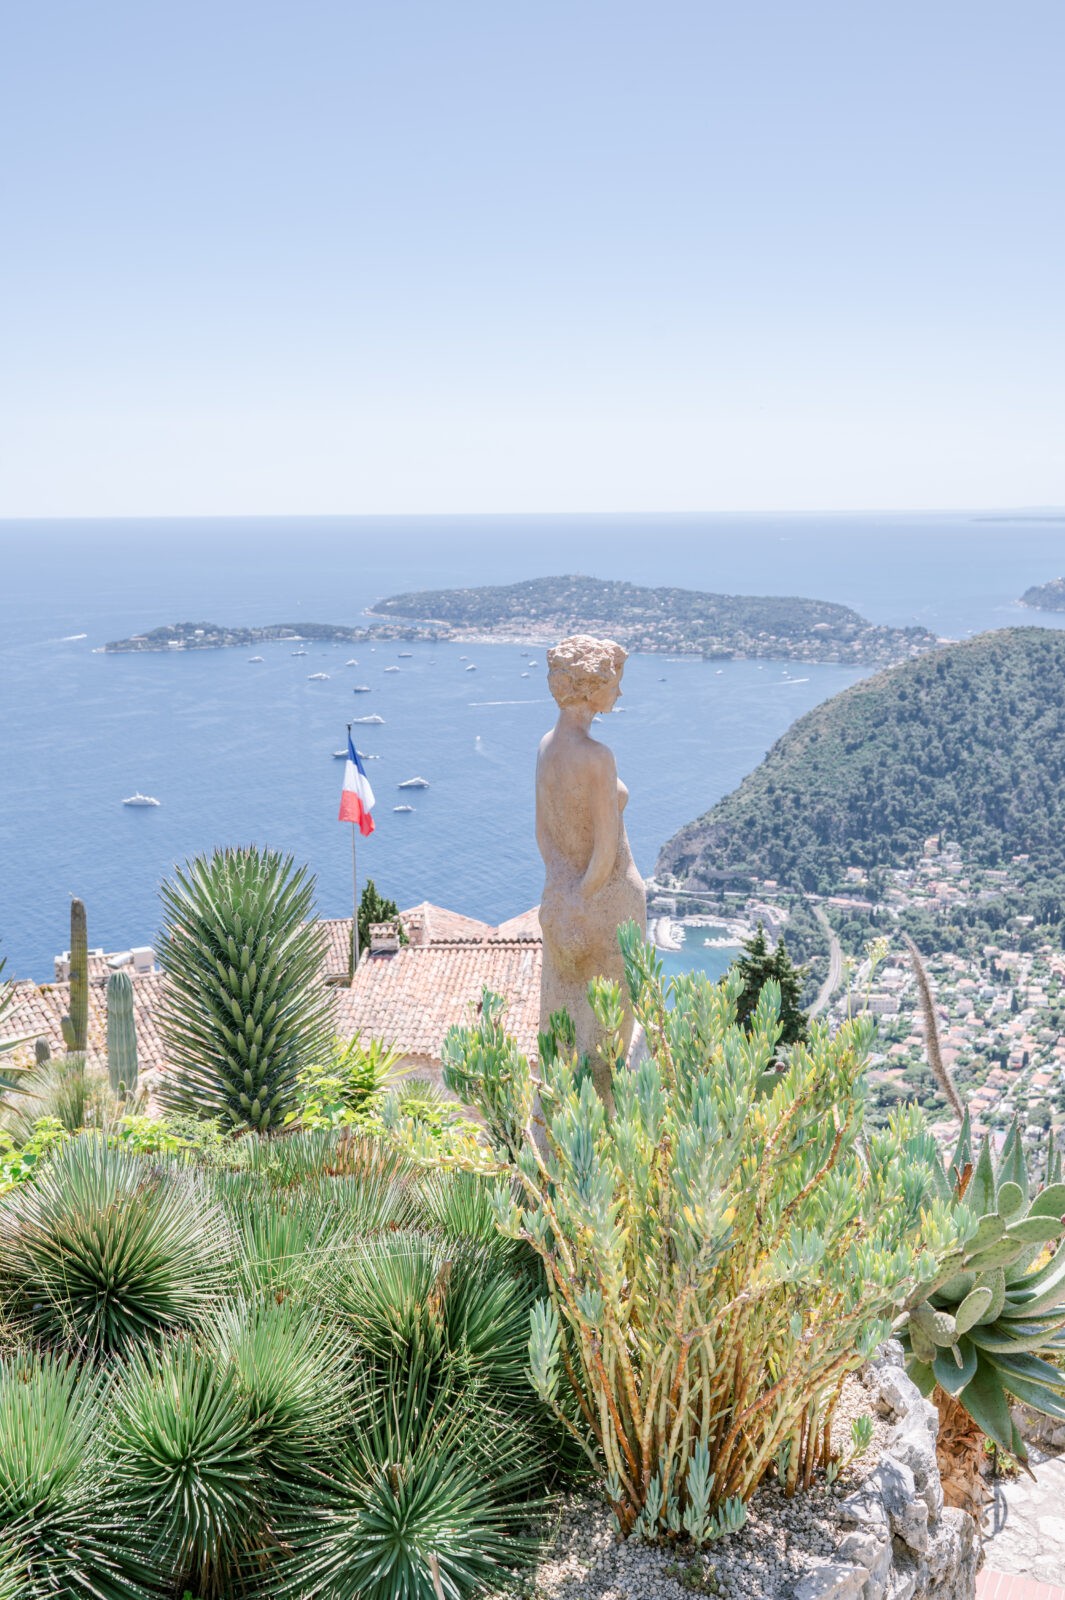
[489,1373,884,1600]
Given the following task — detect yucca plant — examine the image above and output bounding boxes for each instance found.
[0,1350,156,1599]
[0,1137,225,1356]
[158,847,333,1133]
[897,1112,1065,1511]
[209,1296,353,1480]
[275,1356,544,1600]
[108,1338,264,1598]
[442,925,962,1537]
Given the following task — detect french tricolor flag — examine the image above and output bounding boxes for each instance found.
[338,735,376,835]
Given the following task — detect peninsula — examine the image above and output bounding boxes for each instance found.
[103,576,938,665]
[373,575,937,665]
[1020,577,1065,611]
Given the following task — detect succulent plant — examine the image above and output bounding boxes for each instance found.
[35,1037,52,1066]
[106,969,139,1098]
[898,1113,1065,1462]
[157,847,332,1133]
[60,898,88,1055]
[443,924,961,1536]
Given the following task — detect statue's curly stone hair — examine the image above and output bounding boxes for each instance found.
[547,634,627,709]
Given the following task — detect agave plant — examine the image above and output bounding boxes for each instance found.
[0,1137,226,1355]
[275,1356,544,1600]
[108,1338,264,1598]
[897,1113,1065,1508]
[158,847,333,1133]
[442,925,961,1536]
[0,1350,156,1599]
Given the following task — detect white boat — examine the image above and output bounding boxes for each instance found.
[61,633,87,641]
[308,672,330,681]
[465,663,477,672]
[384,665,400,673]
[332,749,348,759]
[249,655,264,662]
[352,714,385,724]
[520,672,529,678]
[398,651,413,658]
[459,655,468,661]
[393,804,414,813]
[345,658,359,665]
[398,776,429,789]
[123,793,160,807]
[352,685,371,693]
[291,649,308,657]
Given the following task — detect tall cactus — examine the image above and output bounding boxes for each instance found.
[106,969,138,1097]
[60,898,88,1054]
[34,1037,51,1066]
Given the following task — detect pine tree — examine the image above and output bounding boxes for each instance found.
[354,879,408,972]
[733,924,809,1046]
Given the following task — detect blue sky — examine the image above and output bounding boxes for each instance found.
[2,1,1063,515]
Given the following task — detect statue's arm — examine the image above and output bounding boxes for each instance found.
[580,751,620,897]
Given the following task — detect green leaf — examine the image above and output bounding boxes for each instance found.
[933,1336,977,1396]
[955,1286,994,1335]
[997,1181,1025,1221]
[958,1355,1014,1453]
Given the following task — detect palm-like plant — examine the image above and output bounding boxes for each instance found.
[0,1351,157,1599]
[0,1138,225,1356]
[158,847,332,1133]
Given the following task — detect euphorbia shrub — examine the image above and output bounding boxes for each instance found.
[443,924,961,1539]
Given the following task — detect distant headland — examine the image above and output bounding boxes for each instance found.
[1019,577,1065,612]
[104,576,940,667]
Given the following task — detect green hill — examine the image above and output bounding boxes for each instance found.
[1020,577,1065,612]
[657,628,1065,895]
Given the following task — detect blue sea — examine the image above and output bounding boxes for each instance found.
[1,513,1063,982]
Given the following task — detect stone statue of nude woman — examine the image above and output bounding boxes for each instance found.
[536,634,647,1108]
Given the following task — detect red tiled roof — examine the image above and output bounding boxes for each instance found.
[3,970,170,1075]
[334,940,541,1062]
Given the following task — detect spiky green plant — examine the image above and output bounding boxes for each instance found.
[0,1350,156,1599]
[442,924,962,1535]
[209,1296,353,1480]
[0,1137,225,1355]
[60,899,89,1055]
[108,1338,263,1598]
[158,847,332,1133]
[898,1112,1065,1463]
[107,969,139,1098]
[275,1357,544,1600]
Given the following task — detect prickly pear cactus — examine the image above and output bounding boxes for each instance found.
[899,1113,1065,1461]
[63,898,89,1054]
[106,969,138,1097]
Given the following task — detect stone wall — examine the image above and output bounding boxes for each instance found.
[792,1343,979,1600]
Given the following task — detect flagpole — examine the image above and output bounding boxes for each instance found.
[348,722,360,981]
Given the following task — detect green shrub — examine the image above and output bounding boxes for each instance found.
[287,1033,402,1129]
[158,846,333,1133]
[443,925,961,1535]
[0,1137,225,1356]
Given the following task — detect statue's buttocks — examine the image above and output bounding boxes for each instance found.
[536,635,647,1105]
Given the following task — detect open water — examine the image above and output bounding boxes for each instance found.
[1,513,1063,981]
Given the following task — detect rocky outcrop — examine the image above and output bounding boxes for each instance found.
[791,1344,980,1600]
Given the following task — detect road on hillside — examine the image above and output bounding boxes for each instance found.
[809,904,843,1018]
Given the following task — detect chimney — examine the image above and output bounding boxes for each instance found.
[402,910,428,947]
[369,921,401,956]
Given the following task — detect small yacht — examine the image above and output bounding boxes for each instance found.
[352,685,371,693]
[520,672,529,678]
[308,672,330,680]
[248,655,265,662]
[291,648,308,657]
[345,658,359,666]
[123,793,160,807]
[332,749,348,759]
[398,651,413,658]
[465,663,477,672]
[352,714,385,725]
[398,776,429,790]
[459,655,468,661]
[384,665,400,673]
[393,804,414,813]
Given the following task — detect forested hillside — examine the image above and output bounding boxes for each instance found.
[658,628,1065,894]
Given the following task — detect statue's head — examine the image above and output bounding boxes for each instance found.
[547,634,627,712]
